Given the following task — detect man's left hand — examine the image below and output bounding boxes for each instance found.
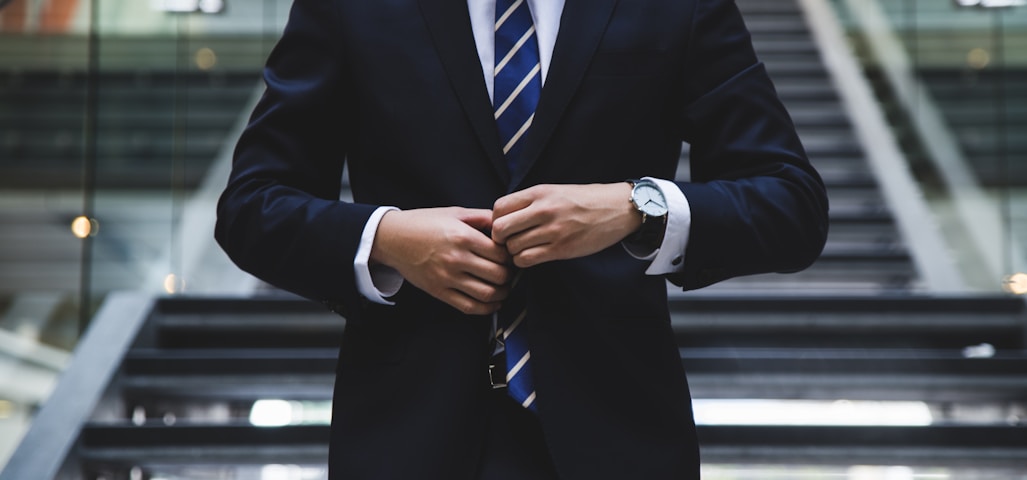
[492,183,642,268]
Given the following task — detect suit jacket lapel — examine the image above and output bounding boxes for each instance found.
[418,0,510,185]
[509,0,620,190]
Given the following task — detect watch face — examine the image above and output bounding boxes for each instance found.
[632,183,669,217]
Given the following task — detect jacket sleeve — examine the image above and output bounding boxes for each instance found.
[214,0,377,315]
[667,0,830,290]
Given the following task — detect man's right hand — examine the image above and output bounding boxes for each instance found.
[369,207,512,315]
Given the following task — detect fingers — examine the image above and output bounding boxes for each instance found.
[440,220,512,292]
[456,272,510,304]
[502,217,563,255]
[415,260,510,315]
[463,252,511,285]
[446,207,511,265]
[381,182,635,314]
[465,233,511,266]
[507,245,550,268]
[492,182,640,268]
[439,289,504,315]
[454,207,495,233]
[493,186,562,265]
[496,222,560,268]
[491,207,545,246]
[447,211,512,270]
[492,186,550,244]
[430,271,509,315]
[492,187,536,219]
[373,207,514,315]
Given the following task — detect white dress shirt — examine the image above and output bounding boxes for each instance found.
[353,0,691,304]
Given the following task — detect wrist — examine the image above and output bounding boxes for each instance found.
[613,182,642,236]
[369,209,402,268]
[625,178,669,251]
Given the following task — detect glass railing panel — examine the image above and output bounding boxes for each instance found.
[86,0,287,303]
[0,0,293,470]
[828,0,1027,292]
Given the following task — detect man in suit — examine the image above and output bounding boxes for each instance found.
[215,0,829,478]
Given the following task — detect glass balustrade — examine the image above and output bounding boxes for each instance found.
[2,0,1026,476]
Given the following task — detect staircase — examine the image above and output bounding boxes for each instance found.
[4,294,1026,479]
[0,68,255,190]
[0,39,260,301]
[689,0,922,295]
[5,0,1027,478]
[856,0,1027,187]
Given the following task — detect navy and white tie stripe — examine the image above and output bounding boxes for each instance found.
[494,0,540,412]
[497,271,536,411]
[494,0,542,174]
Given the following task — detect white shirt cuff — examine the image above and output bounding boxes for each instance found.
[354,206,404,305]
[623,177,691,275]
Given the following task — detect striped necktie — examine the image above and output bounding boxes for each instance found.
[494,0,541,173]
[494,0,539,412]
[496,272,535,411]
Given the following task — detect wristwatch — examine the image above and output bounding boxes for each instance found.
[626,178,669,251]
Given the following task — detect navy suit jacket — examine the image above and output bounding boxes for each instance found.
[215,0,829,478]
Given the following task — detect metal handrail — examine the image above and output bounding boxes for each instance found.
[0,293,154,480]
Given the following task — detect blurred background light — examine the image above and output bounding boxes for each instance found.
[692,399,934,426]
[250,399,294,427]
[70,216,98,239]
[1002,273,1027,294]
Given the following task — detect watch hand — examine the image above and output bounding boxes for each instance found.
[645,199,667,209]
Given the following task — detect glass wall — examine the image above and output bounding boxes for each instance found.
[830,0,1027,292]
[2,0,1027,475]
[0,0,290,467]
